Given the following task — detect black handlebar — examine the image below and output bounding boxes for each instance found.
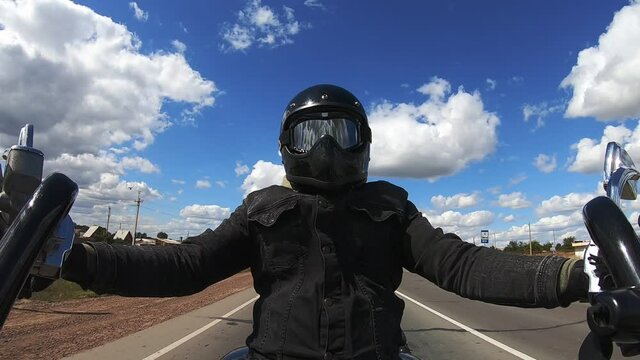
[583,196,640,287]
[0,173,77,329]
[581,196,640,358]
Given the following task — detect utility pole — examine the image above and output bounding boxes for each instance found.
[528,222,533,256]
[132,190,143,246]
[106,206,111,233]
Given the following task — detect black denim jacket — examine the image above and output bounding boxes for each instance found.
[84,181,568,360]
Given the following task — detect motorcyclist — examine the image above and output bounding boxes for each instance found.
[60,84,588,360]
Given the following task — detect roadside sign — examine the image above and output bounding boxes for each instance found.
[481,230,489,244]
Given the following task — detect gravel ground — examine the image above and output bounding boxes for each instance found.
[0,271,253,360]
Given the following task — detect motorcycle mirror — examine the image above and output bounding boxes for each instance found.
[603,142,639,205]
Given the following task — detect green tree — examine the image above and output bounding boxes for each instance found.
[561,236,576,251]
[157,231,168,239]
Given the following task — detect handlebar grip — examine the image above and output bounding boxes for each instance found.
[0,173,77,329]
[582,196,640,287]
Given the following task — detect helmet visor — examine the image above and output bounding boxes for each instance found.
[291,115,360,153]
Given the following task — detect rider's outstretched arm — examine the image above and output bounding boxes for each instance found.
[62,203,252,297]
[401,201,586,308]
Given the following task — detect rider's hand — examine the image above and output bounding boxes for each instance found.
[61,243,97,288]
[17,276,55,299]
[558,258,589,306]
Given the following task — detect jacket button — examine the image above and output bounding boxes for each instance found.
[319,200,328,208]
[321,245,332,254]
[324,298,334,307]
[324,352,333,360]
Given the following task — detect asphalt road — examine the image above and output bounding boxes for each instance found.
[66,272,626,360]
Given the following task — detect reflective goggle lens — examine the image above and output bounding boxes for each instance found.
[291,117,360,153]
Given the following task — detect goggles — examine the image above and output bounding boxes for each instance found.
[280,112,370,153]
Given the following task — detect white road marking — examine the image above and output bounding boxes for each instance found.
[142,295,259,360]
[396,291,536,360]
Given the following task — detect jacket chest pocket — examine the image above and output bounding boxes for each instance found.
[348,202,403,272]
[248,197,305,276]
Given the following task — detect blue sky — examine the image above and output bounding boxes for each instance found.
[2,0,640,246]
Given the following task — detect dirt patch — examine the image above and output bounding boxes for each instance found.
[0,271,253,360]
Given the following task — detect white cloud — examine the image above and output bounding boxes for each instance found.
[304,0,324,9]
[497,211,588,247]
[522,102,563,130]
[423,209,495,240]
[533,153,557,173]
[45,152,159,188]
[220,0,307,52]
[561,2,640,120]
[503,214,515,222]
[215,181,227,188]
[368,77,500,179]
[536,192,595,217]
[235,161,250,176]
[180,204,231,224]
[485,78,496,91]
[431,192,481,210]
[171,39,186,53]
[120,156,160,173]
[497,192,531,209]
[509,173,527,186]
[128,2,148,22]
[0,0,217,158]
[0,0,219,230]
[241,160,285,196]
[171,179,186,185]
[196,179,211,189]
[568,123,634,173]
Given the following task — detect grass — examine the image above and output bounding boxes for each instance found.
[29,279,98,302]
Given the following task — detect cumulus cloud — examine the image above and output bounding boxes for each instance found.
[70,173,162,227]
[561,2,640,120]
[368,77,500,179]
[497,192,531,209]
[568,123,636,173]
[0,0,216,159]
[533,153,557,173]
[423,209,495,240]
[536,192,595,216]
[503,214,515,222]
[241,160,285,196]
[431,192,481,210]
[220,0,307,52]
[497,211,587,247]
[128,2,148,21]
[180,204,231,224]
[522,102,563,130]
[0,0,218,227]
[196,179,211,189]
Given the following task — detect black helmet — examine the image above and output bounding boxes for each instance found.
[279,84,372,191]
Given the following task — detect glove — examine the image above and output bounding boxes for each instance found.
[61,243,97,288]
[17,276,55,299]
[558,258,589,306]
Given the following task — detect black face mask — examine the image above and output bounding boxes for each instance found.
[282,135,370,192]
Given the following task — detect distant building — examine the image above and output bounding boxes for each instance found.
[81,225,102,239]
[572,240,590,258]
[156,238,180,246]
[113,230,133,244]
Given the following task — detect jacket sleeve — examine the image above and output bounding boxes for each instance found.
[401,200,568,308]
[84,202,252,297]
